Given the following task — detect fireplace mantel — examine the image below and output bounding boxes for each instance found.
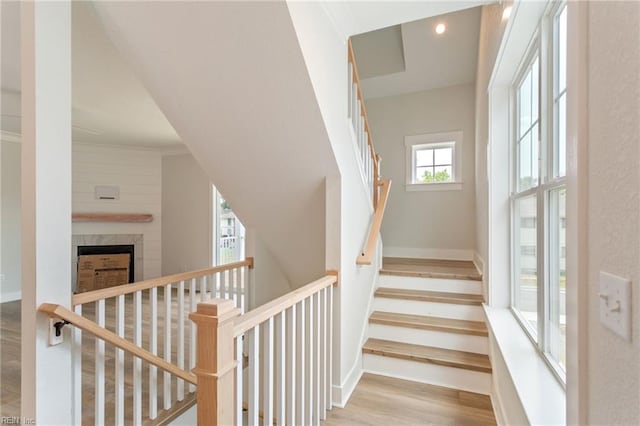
[72,213,153,223]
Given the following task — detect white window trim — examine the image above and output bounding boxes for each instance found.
[404,131,463,192]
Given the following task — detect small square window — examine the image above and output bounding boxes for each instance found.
[405,131,463,191]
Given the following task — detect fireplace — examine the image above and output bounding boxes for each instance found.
[71,234,143,292]
[77,245,135,284]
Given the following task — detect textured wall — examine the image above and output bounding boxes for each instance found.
[587,2,640,424]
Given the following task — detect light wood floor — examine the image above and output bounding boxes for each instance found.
[381,257,482,281]
[324,373,496,426]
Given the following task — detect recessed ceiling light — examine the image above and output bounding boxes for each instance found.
[435,23,446,35]
[502,5,512,21]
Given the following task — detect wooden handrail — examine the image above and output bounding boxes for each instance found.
[233,274,338,337]
[73,258,254,306]
[357,179,391,265]
[39,303,197,385]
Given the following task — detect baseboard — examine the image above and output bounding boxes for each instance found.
[0,291,21,303]
[332,353,363,408]
[491,382,509,426]
[383,246,474,261]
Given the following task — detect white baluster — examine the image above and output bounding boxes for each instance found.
[177,280,185,401]
[115,295,125,425]
[133,291,142,425]
[320,288,328,417]
[150,287,158,419]
[314,293,321,425]
[276,312,286,426]
[222,270,228,299]
[263,318,274,426]
[348,64,353,119]
[232,268,238,308]
[352,83,358,130]
[240,267,246,313]
[327,285,333,410]
[200,275,207,302]
[286,305,296,426]
[248,326,260,425]
[296,299,305,425]
[306,296,314,425]
[235,334,244,426]
[72,305,82,425]
[164,284,172,410]
[189,278,197,393]
[95,299,105,425]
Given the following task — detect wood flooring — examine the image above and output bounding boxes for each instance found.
[381,257,482,281]
[369,311,488,337]
[375,288,484,305]
[324,373,496,426]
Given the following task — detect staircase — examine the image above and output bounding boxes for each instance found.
[362,258,491,395]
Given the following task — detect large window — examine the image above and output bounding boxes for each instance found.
[511,1,567,380]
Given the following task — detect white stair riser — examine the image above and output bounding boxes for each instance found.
[372,298,484,321]
[379,275,482,295]
[363,354,491,395]
[368,324,489,355]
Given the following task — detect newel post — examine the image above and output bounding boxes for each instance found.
[189,299,240,425]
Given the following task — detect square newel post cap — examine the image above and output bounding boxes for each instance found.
[190,298,240,324]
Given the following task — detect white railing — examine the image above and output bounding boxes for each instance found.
[69,259,253,425]
[348,39,380,208]
[190,271,339,425]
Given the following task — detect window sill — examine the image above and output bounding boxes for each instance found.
[405,182,463,192]
[483,305,566,426]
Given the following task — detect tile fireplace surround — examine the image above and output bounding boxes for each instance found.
[72,234,143,292]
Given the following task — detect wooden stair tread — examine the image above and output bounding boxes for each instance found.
[363,338,492,374]
[375,287,484,305]
[381,257,482,281]
[369,311,488,336]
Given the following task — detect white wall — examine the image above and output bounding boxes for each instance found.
[287,1,381,406]
[474,3,509,269]
[587,2,640,424]
[1,139,21,302]
[366,84,477,258]
[161,153,211,275]
[72,143,162,279]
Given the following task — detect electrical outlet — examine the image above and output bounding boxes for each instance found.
[48,318,64,346]
[599,271,632,341]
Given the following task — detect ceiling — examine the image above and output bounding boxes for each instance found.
[0,1,181,147]
[352,6,483,99]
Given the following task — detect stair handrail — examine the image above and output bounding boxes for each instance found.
[348,38,382,208]
[72,257,254,306]
[38,303,198,385]
[233,271,338,337]
[357,179,391,266]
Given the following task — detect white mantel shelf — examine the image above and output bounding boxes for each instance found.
[72,213,153,223]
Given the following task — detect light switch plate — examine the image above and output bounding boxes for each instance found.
[599,271,632,341]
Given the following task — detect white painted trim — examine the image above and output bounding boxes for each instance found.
[404,182,462,192]
[383,246,474,261]
[331,353,363,408]
[490,382,509,426]
[484,305,565,425]
[347,119,375,215]
[0,290,21,303]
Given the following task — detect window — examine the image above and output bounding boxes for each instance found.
[405,131,462,191]
[511,1,567,381]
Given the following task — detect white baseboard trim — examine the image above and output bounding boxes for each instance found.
[332,353,363,408]
[0,291,21,303]
[383,246,474,261]
[491,382,509,426]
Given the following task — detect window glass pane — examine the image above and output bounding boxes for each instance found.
[434,147,453,166]
[531,124,539,186]
[519,69,532,136]
[514,195,538,339]
[549,187,566,370]
[433,166,453,182]
[519,132,532,191]
[416,148,433,166]
[531,57,539,124]
[558,6,567,93]
[558,94,566,177]
[416,166,433,183]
